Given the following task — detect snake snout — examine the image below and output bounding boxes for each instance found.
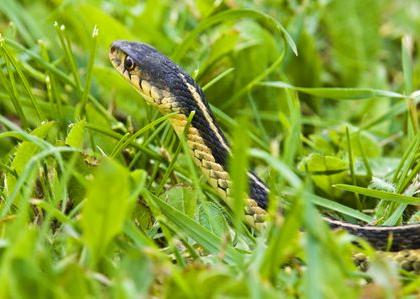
[109,44,125,69]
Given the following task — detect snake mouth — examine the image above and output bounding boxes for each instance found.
[108,46,127,76]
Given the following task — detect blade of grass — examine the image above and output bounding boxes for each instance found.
[202,67,234,91]
[85,123,163,160]
[282,89,301,166]
[356,131,372,177]
[399,162,420,193]
[259,81,405,100]
[303,192,373,222]
[110,112,177,158]
[4,38,114,122]
[394,134,419,191]
[361,95,420,129]
[1,43,42,121]
[54,22,82,91]
[78,25,98,119]
[109,132,131,157]
[345,127,361,209]
[383,204,407,226]
[333,184,420,205]
[230,115,250,230]
[0,39,27,126]
[0,0,36,46]
[402,35,418,135]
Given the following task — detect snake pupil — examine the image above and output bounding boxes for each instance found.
[124,56,135,71]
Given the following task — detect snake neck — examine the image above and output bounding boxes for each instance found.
[168,74,269,209]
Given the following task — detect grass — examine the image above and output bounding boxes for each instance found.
[0,0,419,298]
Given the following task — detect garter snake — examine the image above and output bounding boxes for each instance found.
[109,40,420,271]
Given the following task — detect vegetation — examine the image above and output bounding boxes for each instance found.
[0,0,419,298]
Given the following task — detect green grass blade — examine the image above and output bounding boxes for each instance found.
[259,81,405,100]
[1,44,42,121]
[333,184,420,205]
[282,89,301,166]
[54,22,82,90]
[78,26,99,119]
[345,127,361,209]
[230,115,250,229]
[304,192,373,222]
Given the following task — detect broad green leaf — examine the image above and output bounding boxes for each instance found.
[160,186,197,217]
[198,201,229,237]
[65,120,86,148]
[81,158,133,263]
[298,154,348,196]
[349,130,381,158]
[298,154,347,174]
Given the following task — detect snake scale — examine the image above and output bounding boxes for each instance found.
[109,40,420,272]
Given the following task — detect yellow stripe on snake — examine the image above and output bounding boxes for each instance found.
[109,40,420,273]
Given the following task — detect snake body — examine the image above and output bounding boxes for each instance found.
[109,40,420,270]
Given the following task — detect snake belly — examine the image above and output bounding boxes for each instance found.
[109,40,420,271]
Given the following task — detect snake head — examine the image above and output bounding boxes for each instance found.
[109,40,187,108]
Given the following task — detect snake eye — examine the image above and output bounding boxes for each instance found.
[124,56,135,71]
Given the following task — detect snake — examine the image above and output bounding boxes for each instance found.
[109,40,420,272]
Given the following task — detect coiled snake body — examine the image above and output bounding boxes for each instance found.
[109,40,420,271]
